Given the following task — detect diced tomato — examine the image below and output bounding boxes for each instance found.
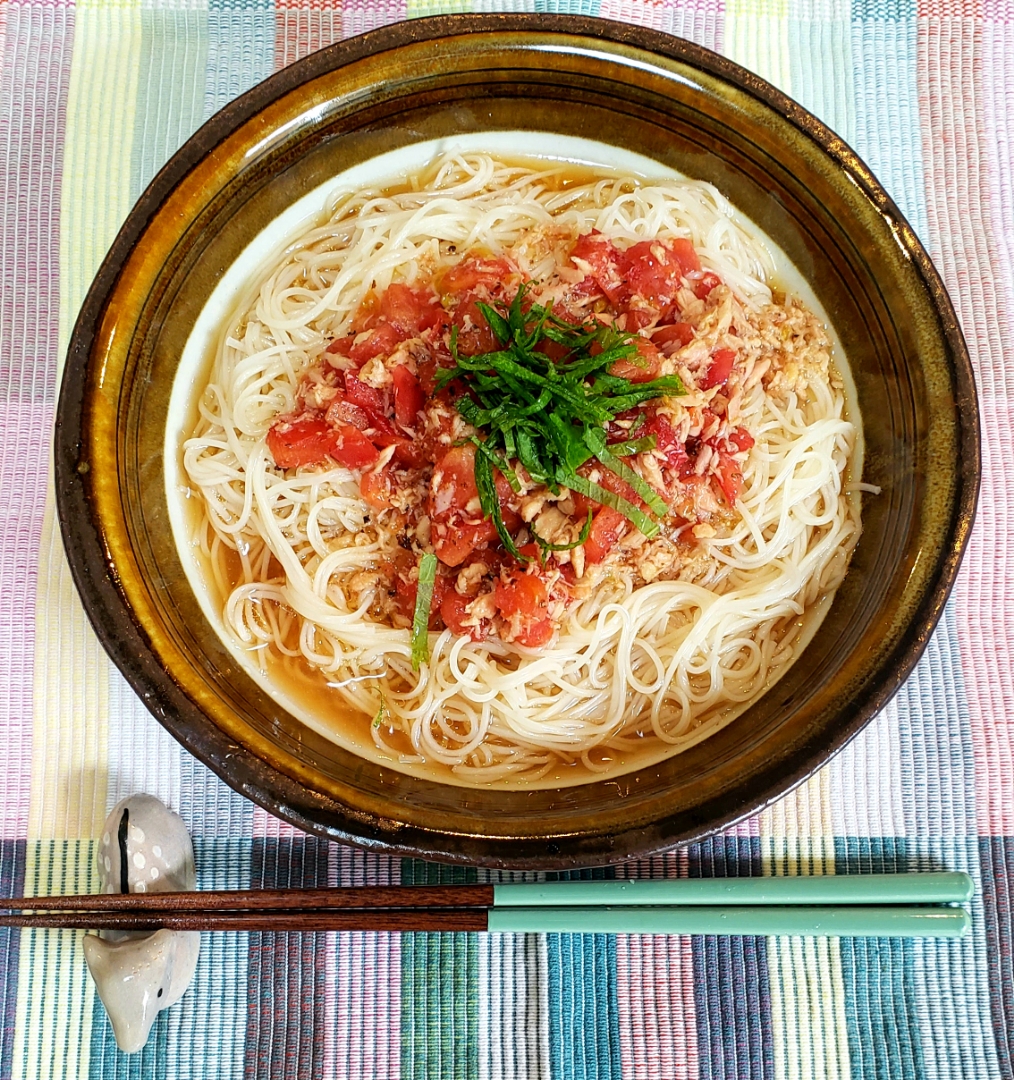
[450,293,501,356]
[609,337,663,383]
[266,416,335,469]
[392,364,425,429]
[415,354,440,395]
[569,463,643,519]
[266,416,379,471]
[330,424,380,470]
[394,567,453,628]
[652,322,695,351]
[344,372,387,420]
[619,241,685,308]
[570,232,625,305]
[495,574,548,619]
[493,470,520,517]
[325,336,354,359]
[440,257,514,295]
[346,321,406,365]
[370,415,401,441]
[513,618,555,648]
[714,453,744,504]
[417,347,464,397]
[642,410,676,446]
[616,307,656,333]
[370,431,426,468]
[513,542,541,561]
[573,235,703,315]
[603,407,644,445]
[432,520,499,568]
[583,507,627,564]
[429,444,482,520]
[669,238,701,276]
[730,427,755,452]
[689,271,722,300]
[360,464,395,509]
[440,592,487,642]
[341,278,447,364]
[428,444,518,567]
[567,272,607,302]
[642,412,690,473]
[325,398,371,431]
[493,573,553,646]
[380,283,447,336]
[536,335,573,363]
[699,348,736,390]
[569,490,595,522]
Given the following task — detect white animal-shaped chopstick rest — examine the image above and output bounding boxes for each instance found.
[83,794,200,1053]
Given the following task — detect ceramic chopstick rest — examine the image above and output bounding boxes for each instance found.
[83,794,200,1053]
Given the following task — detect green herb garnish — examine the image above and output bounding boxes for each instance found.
[561,470,658,538]
[410,553,438,670]
[532,509,594,555]
[437,284,685,553]
[582,426,671,518]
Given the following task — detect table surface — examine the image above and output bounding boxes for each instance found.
[1,2,1012,1077]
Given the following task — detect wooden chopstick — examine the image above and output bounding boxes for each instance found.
[0,910,490,933]
[0,885,493,914]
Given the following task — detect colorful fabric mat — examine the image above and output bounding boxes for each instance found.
[1,1,1012,1077]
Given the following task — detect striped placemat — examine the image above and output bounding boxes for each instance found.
[1,1,1012,1076]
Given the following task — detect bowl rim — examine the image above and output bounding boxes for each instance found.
[54,13,980,868]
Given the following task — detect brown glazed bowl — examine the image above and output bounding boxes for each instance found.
[55,15,978,868]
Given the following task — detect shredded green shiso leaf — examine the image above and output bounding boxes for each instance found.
[410,553,438,669]
[532,508,593,554]
[436,284,685,560]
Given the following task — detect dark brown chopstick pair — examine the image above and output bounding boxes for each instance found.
[0,885,492,933]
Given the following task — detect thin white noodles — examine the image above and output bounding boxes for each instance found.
[183,152,861,784]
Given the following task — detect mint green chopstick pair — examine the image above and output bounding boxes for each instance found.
[484,872,974,937]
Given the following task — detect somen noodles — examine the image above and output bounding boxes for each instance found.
[182,152,861,784]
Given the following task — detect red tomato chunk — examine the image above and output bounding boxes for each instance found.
[380,283,447,336]
[608,337,663,383]
[359,464,395,509]
[715,454,745,504]
[343,372,386,420]
[441,592,487,642]
[392,364,425,429]
[652,322,695,352]
[700,348,736,391]
[583,507,627,564]
[690,271,721,300]
[619,240,687,308]
[395,567,453,629]
[266,417,337,469]
[494,574,554,648]
[427,444,519,568]
[440,257,514,294]
[330,425,380,470]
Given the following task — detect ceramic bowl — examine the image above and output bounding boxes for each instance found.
[55,15,978,868]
